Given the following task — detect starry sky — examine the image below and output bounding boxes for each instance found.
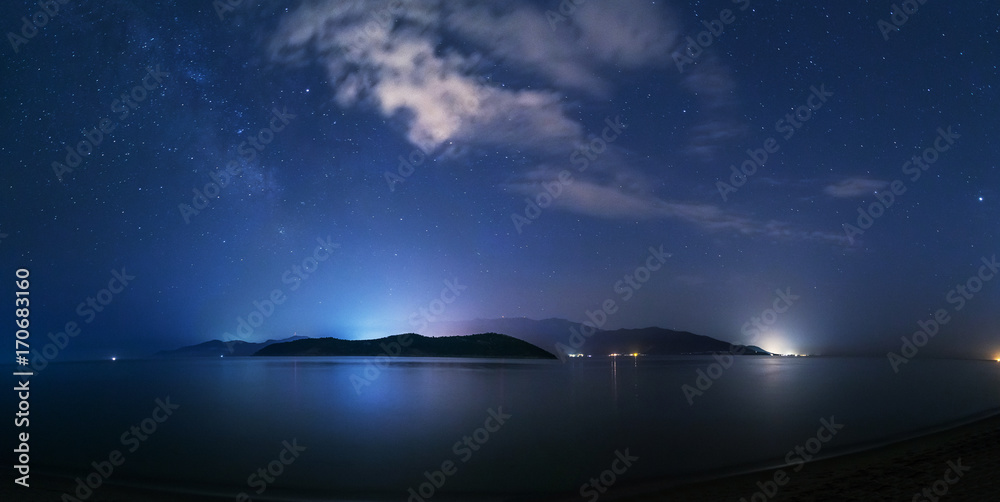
[1,0,998,360]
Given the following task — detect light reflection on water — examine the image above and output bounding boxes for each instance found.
[20,356,1000,498]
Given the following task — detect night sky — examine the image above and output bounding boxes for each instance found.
[2,0,998,361]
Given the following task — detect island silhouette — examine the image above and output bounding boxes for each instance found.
[157,318,774,359]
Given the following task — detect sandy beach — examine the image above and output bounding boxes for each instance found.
[6,413,1000,501]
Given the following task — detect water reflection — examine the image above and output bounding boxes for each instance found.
[18,357,1000,498]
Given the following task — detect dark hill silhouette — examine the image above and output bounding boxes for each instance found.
[156,335,308,357]
[161,319,771,361]
[427,318,772,359]
[254,332,557,359]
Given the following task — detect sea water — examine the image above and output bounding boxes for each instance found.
[15,355,1000,499]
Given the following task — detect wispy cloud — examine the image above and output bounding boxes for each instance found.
[446,0,676,96]
[824,177,889,198]
[680,58,744,162]
[267,1,839,244]
[509,171,850,245]
[267,0,673,154]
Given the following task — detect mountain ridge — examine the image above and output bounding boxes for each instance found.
[156,335,308,357]
[254,332,557,359]
[160,318,772,359]
[422,317,772,359]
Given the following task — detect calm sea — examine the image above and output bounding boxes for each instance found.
[13,356,1000,500]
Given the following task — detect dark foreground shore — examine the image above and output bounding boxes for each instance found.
[622,412,1000,502]
[7,413,1000,501]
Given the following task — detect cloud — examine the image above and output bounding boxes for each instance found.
[824,178,889,198]
[680,58,744,161]
[267,0,675,154]
[266,1,832,244]
[680,57,736,107]
[685,118,745,160]
[508,170,850,245]
[446,0,676,95]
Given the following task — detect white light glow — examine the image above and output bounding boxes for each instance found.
[757,332,798,356]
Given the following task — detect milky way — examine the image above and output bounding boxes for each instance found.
[2,0,997,359]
